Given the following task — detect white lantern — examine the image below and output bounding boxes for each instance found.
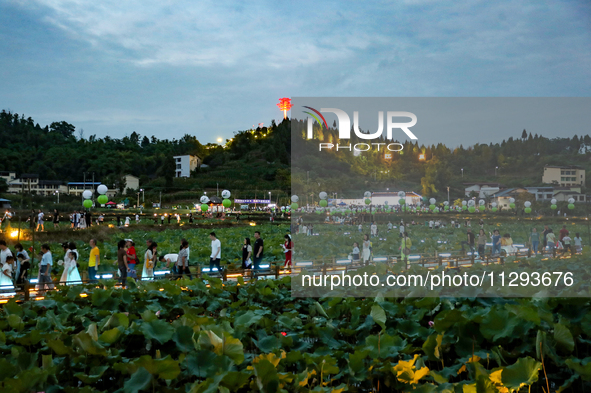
[364,191,372,198]
[397,191,405,197]
[82,190,93,200]
[551,198,557,205]
[468,200,475,206]
[291,195,299,203]
[384,200,389,206]
[462,200,467,206]
[568,198,575,204]
[319,192,328,200]
[479,199,485,205]
[429,198,436,204]
[200,195,210,204]
[509,197,515,203]
[524,201,531,208]
[97,184,108,195]
[492,202,497,208]
[221,190,231,199]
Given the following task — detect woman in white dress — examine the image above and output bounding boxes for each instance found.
[59,243,71,284]
[142,242,157,280]
[124,216,131,227]
[66,249,82,285]
[362,234,371,265]
[0,255,15,294]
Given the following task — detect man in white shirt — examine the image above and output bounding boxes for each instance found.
[209,232,221,272]
[399,223,405,238]
[159,253,178,275]
[370,222,377,237]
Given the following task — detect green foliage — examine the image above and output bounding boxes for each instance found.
[1,276,590,391]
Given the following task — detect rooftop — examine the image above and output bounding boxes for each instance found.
[544,165,584,170]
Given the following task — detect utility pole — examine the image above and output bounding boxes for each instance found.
[447,186,450,204]
[159,191,162,208]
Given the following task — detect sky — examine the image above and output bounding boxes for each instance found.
[1,0,590,146]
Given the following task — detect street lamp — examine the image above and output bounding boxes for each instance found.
[268,191,272,205]
[140,188,144,203]
[495,166,499,176]
[447,186,450,204]
[55,191,59,204]
[461,168,464,178]
[418,153,426,161]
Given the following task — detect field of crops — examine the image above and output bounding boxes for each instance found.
[1,276,591,392]
[292,217,589,260]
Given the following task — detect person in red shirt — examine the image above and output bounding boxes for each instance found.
[283,234,293,268]
[125,240,138,279]
[559,225,569,242]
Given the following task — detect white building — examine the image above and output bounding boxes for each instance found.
[123,174,139,194]
[174,155,201,178]
[464,182,502,198]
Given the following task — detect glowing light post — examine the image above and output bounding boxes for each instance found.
[277,98,292,119]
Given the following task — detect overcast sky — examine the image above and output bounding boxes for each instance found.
[1,0,590,146]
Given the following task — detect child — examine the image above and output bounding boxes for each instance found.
[352,242,360,262]
[574,233,583,253]
[0,255,15,292]
[16,254,30,286]
[562,234,572,254]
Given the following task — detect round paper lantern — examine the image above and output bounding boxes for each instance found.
[444,206,449,211]
[371,210,376,215]
[315,210,322,214]
[200,204,208,212]
[429,198,436,205]
[429,204,435,210]
[291,195,299,203]
[568,203,575,210]
[509,203,516,209]
[443,201,449,206]
[319,191,328,200]
[479,205,485,211]
[399,198,405,205]
[364,191,372,198]
[398,191,405,198]
[462,205,468,210]
[551,204,557,210]
[468,200,475,207]
[550,198,557,205]
[462,201,467,206]
[345,208,351,213]
[200,195,210,204]
[568,198,575,204]
[291,203,299,210]
[422,196,429,203]
[97,195,108,205]
[491,207,498,213]
[524,207,532,213]
[83,199,92,208]
[469,206,476,213]
[433,207,439,213]
[222,190,231,199]
[82,190,92,200]
[319,199,328,207]
[491,202,497,208]
[479,199,485,205]
[365,198,371,205]
[524,201,531,208]
[97,184,108,195]
[222,199,231,208]
[509,197,515,204]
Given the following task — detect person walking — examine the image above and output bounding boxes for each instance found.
[88,239,100,283]
[461,229,475,254]
[65,243,81,285]
[39,244,54,292]
[400,232,412,265]
[209,232,221,272]
[14,244,30,288]
[53,209,60,229]
[253,231,264,269]
[283,234,293,268]
[178,239,192,278]
[242,238,253,269]
[362,234,371,265]
[126,240,138,279]
[36,210,45,231]
[117,240,129,287]
[59,242,72,284]
[0,255,15,293]
[142,242,157,280]
[546,229,557,254]
[351,242,360,262]
[477,229,487,259]
[491,229,501,256]
[574,233,583,253]
[529,228,540,256]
